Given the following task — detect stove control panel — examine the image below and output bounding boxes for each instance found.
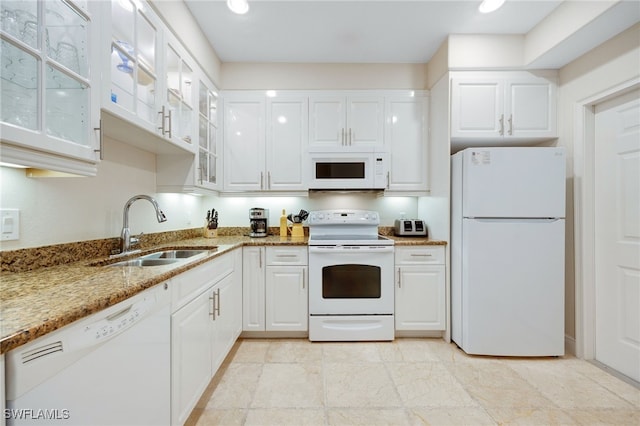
[308,210,380,226]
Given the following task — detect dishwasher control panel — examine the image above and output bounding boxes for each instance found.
[81,296,155,346]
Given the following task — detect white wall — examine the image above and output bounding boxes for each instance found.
[0,139,204,250]
[221,63,427,90]
[557,23,640,342]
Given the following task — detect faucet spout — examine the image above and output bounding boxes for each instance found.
[120,195,167,254]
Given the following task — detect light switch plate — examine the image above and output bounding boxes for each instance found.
[0,209,20,241]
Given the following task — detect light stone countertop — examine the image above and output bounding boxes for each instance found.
[0,233,445,354]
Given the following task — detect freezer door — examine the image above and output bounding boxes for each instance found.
[461,147,565,218]
[460,218,565,356]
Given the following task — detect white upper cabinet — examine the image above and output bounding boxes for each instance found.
[223,92,307,192]
[450,71,557,142]
[0,0,100,175]
[308,93,384,151]
[223,94,265,191]
[156,73,220,194]
[265,95,308,191]
[385,93,429,192]
[100,0,196,155]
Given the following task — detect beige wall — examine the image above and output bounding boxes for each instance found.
[221,63,428,90]
[557,23,640,342]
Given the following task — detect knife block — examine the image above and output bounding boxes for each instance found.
[204,227,217,238]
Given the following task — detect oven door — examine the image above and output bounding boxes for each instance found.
[308,245,394,315]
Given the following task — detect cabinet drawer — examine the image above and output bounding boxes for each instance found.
[395,246,445,265]
[172,253,234,311]
[266,247,308,266]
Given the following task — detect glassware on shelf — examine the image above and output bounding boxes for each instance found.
[1,8,18,36]
[56,41,80,74]
[114,40,134,73]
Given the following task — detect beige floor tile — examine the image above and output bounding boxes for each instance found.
[377,339,441,363]
[324,362,401,408]
[407,407,497,425]
[322,342,383,363]
[507,359,636,409]
[485,407,578,425]
[232,340,271,363]
[565,408,640,425]
[244,408,326,426]
[196,408,246,426]
[327,408,410,425]
[388,361,477,407]
[251,363,324,408]
[451,361,554,408]
[205,364,263,409]
[266,339,323,363]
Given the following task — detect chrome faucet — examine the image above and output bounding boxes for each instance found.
[120,195,167,254]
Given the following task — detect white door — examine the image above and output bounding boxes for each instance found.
[450,78,503,139]
[347,96,385,148]
[266,97,308,190]
[308,95,345,149]
[594,89,640,382]
[266,266,308,331]
[223,97,265,191]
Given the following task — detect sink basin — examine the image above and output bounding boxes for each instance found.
[142,249,208,259]
[109,258,181,267]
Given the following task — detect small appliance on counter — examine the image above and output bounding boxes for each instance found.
[249,207,269,237]
[394,219,428,237]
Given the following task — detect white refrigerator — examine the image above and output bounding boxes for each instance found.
[451,147,566,356]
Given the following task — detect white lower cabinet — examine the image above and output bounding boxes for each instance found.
[394,246,446,331]
[243,246,308,332]
[171,249,241,426]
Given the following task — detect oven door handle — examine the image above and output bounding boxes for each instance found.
[308,246,394,254]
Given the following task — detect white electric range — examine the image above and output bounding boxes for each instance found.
[307,210,395,341]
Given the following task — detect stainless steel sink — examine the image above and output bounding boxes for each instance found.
[143,250,208,259]
[109,258,181,267]
[104,248,212,267]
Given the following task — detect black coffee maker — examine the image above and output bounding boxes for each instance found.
[249,207,268,237]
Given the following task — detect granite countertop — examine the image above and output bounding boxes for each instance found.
[0,232,445,354]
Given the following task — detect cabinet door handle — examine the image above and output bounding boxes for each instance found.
[341,128,345,145]
[166,109,172,138]
[348,128,352,145]
[386,171,390,189]
[508,114,513,135]
[302,267,306,289]
[397,268,401,288]
[209,292,216,321]
[158,106,166,133]
[259,249,262,268]
[93,119,103,160]
[260,172,264,189]
[268,171,271,189]
[499,114,504,136]
[215,288,221,317]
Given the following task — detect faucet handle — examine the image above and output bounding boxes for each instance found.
[130,232,144,246]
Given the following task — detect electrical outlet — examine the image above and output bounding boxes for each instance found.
[0,209,20,241]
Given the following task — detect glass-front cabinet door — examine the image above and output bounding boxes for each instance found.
[164,31,195,152]
[198,79,219,190]
[108,0,158,130]
[1,0,98,173]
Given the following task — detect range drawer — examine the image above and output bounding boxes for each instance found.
[266,246,308,265]
[395,246,445,265]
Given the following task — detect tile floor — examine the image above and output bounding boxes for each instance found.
[187,338,640,426]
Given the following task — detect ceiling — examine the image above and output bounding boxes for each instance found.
[184,0,567,64]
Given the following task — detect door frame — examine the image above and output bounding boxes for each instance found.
[574,77,640,359]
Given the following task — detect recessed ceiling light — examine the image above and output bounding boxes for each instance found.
[478,0,506,14]
[227,0,249,15]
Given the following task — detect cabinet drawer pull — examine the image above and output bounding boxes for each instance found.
[410,253,433,257]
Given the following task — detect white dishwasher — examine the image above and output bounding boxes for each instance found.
[5,283,171,426]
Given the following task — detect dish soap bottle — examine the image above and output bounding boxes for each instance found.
[280,209,288,237]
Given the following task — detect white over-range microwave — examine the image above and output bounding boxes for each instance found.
[308,151,388,190]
